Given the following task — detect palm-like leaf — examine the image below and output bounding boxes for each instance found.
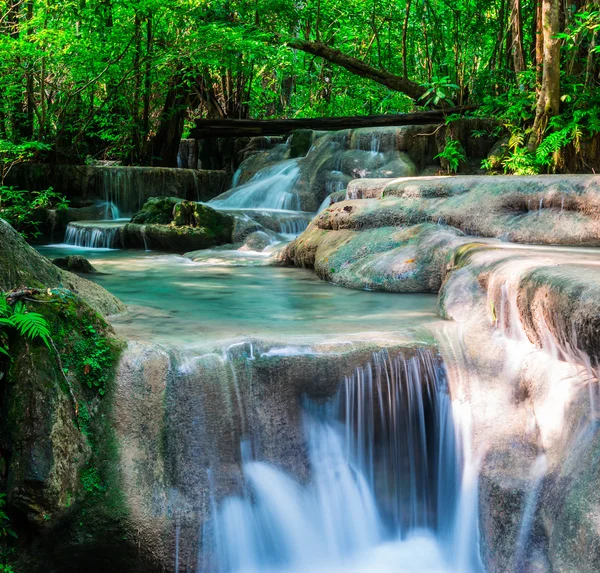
[0,296,9,318]
[11,312,50,347]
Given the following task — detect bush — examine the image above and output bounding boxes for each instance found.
[0,186,68,239]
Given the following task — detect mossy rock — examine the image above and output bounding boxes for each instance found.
[130,196,182,225]
[287,130,314,158]
[123,210,234,252]
[0,219,124,316]
[0,289,134,572]
[52,255,97,273]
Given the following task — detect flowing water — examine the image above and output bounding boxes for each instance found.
[37,246,438,344]
[64,220,127,249]
[209,160,301,210]
[203,349,481,573]
[41,149,600,572]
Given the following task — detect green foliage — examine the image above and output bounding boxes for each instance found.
[0,495,16,541]
[0,141,51,183]
[0,494,16,573]
[0,0,596,167]
[55,304,119,396]
[0,186,69,239]
[80,466,106,495]
[0,295,51,358]
[419,76,460,108]
[434,140,467,173]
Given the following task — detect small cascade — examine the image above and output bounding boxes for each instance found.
[276,215,310,237]
[100,168,141,217]
[100,200,121,220]
[209,160,301,211]
[230,165,242,189]
[201,349,481,573]
[513,454,548,570]
[371,133,381,154]
[64,220,125,249]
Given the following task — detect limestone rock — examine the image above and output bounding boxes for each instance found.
[0,219,124,316]
[131,196,182,225]
[52,255,97,273]
[240,231,271,252]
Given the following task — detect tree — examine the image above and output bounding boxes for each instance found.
[530,0,561,146]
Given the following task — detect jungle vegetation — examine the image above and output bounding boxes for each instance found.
[0,0,598,172]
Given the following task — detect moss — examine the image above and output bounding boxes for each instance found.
[130,196,181,225]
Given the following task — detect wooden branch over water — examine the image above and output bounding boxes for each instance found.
[189,106,479,139]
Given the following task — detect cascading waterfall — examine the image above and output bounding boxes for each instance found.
[64,220,125,249]
[209,160,301,211]
[277,215,309,237]
[101,168,142,217]
[201,349,482,573]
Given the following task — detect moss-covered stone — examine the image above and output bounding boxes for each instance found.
[0,287,133,572]
[52,255,96,274]
[130,196,182,225]
[287,129,314,158]
[0,219,124,316]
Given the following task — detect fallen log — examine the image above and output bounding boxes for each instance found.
[190,106,479,139]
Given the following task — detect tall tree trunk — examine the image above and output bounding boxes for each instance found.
[23,0,35,139]
[530,0,561,147]
[535,0,544,82]
[402,0,412,78]
[142,15,153,137]
[510,0,526,74]
[147,75,189,167]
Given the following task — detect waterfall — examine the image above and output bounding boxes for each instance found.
[64,221,124,249]
[201,349,481,573]
[209,160,301,211]
[513,454,548,571]
[101,200,121,219]
[100,167,141,217]
[276,215,309,237]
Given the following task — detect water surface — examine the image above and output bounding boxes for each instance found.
[38,246,438,345]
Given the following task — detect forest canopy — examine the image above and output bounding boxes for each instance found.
[0,0,598,171]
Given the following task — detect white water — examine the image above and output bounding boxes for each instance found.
[513,454,548,571]
[202,350,482,573]
[209,160,301,211]
[64,220,126,249]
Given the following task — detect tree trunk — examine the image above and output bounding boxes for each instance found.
[147,76,189,167]
[282,36,427,101]
[530,0,561,147]
[190,106,478,138]
[402,0,412,78]
[535,0,543,83]
[510,0,526,74]
[142,15,152,137]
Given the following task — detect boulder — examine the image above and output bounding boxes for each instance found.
[130,196,181,225]
[0,218,124,316]
[52,255,97,274]
[240,231,271,252]
[281,222,464,292]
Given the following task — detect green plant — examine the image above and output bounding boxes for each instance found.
[0,141,51,185]
[418,76,460,108]
[80,465,106,495]
[0,186,69,239]
[57,309,117,396]
[0,495,16,541]
[434,140,467,173]
[0,295,50,358]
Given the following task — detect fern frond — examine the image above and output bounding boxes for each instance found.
[11,312,51,347]
[0,296,9,318]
